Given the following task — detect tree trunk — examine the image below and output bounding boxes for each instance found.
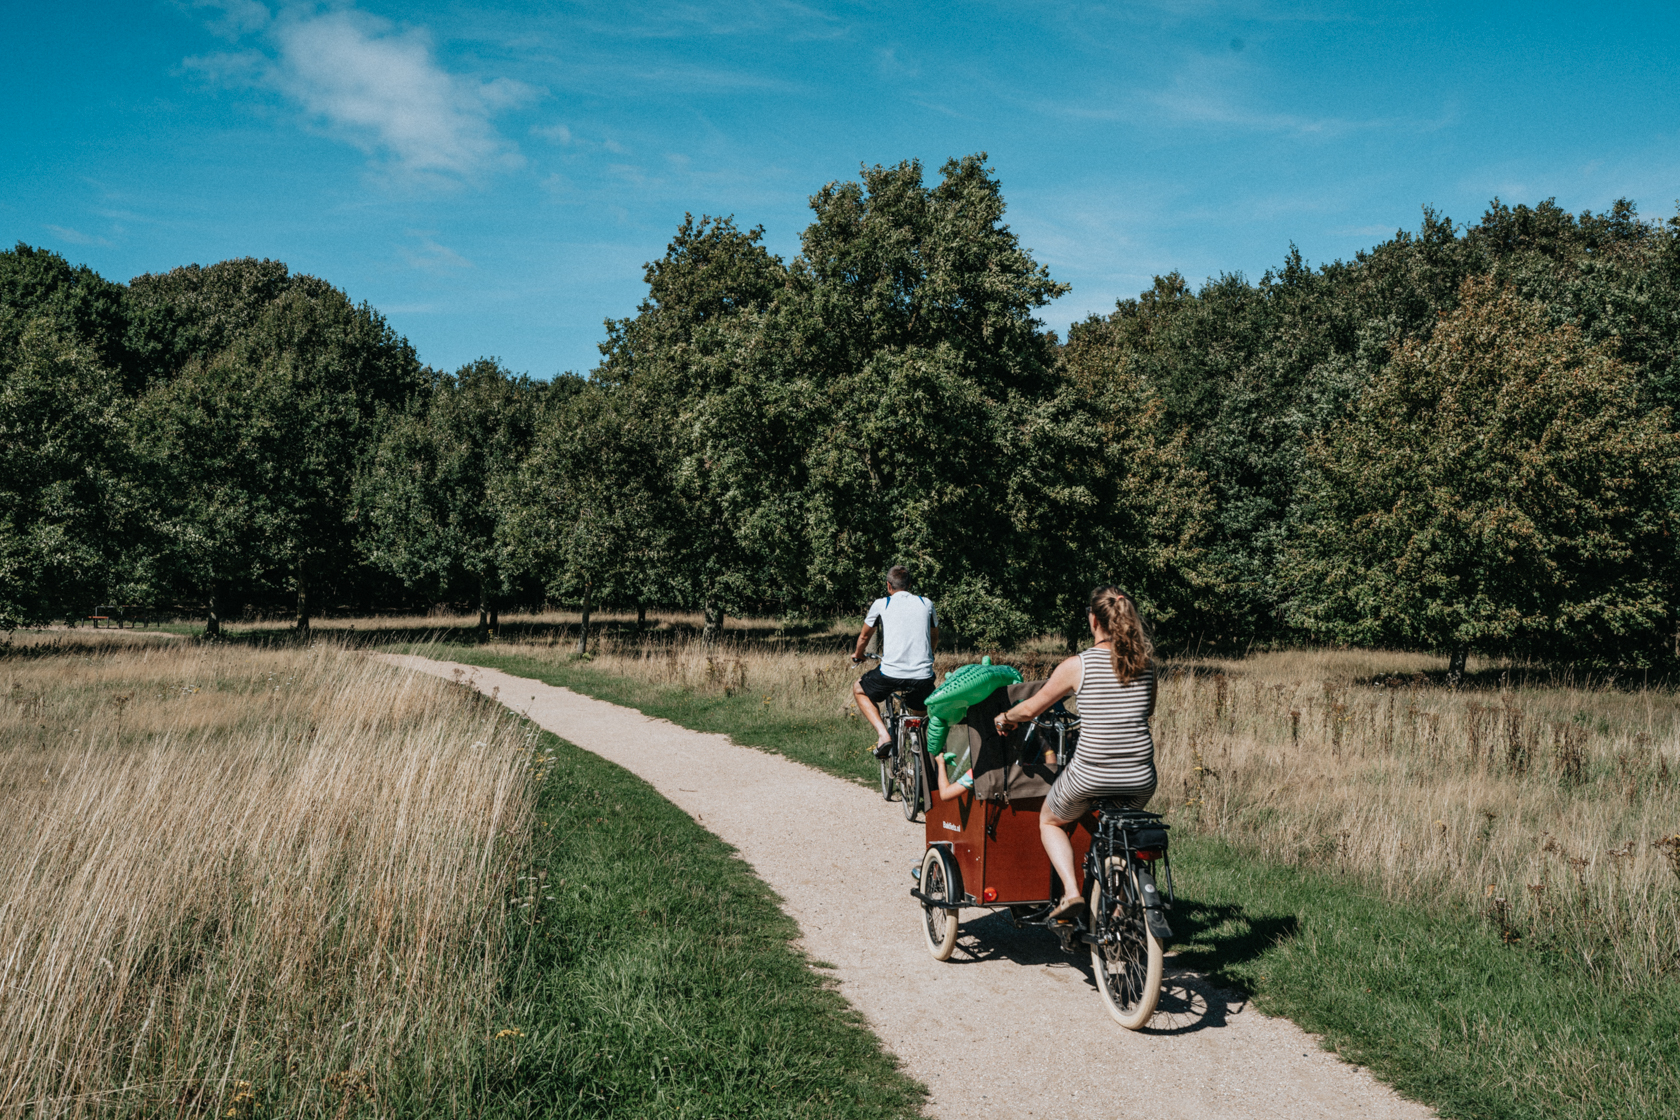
[1447,645,1468,684]
[636,603,647,631]
[702,601,724,645]
[295,559,310,634]
[1063,607,1083,653]
[205,586,221,639]
[575,584,593,656]
[477,574,490,643]
[489,605,499,636]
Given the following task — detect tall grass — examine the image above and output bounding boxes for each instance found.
[1154,649,1680,987]
[0,637,534,1118]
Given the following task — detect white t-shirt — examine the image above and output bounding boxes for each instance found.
[865,592,938,680]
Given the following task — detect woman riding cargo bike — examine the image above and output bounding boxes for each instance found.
[912,585,1174,1029]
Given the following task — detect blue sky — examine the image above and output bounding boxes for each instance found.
[7,1,1679,378]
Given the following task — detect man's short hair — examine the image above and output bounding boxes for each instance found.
[886,565,910,591]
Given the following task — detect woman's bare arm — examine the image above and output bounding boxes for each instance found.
[993,653,1083,733]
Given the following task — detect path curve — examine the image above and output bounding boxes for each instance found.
[381,653,1434,1120]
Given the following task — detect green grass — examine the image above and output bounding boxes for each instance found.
[410,645,880,786]
[1174,836,1680,1120]
[427,643,1680,1120]
[482,725,925,1118]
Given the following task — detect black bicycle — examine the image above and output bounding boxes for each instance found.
[883,691,928,821]
[859,656,929,820]
[1022,713,1173,1027]
[913,709,1174,1029]
[1081,802,1174,1028]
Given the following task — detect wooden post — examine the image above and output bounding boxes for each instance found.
[575,584,593,656]
[295,559,310,634]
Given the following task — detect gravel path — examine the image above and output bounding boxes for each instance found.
[382,653,1436,1120]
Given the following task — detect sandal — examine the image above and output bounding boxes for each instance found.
[1048,894,1086,922]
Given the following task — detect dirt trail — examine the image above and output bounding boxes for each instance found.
[381,653,1435,1120]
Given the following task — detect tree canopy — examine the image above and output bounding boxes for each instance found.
[5,174,1680,667]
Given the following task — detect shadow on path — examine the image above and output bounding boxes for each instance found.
[929,899,1293,1037]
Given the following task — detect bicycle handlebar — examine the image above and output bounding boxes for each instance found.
[1019,713,1080,748]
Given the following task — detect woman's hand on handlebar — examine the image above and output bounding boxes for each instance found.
[992,653,1083,734]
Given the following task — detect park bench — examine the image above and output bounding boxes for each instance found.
[87,605,128,629]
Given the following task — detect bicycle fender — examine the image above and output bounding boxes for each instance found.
[1136,869,1173,942]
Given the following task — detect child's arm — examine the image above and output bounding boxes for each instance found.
[933,754,974,802]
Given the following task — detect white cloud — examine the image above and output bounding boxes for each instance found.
[186,5,539,182]
[400,232,475,274]
[44,224,114,247]
[193,0,271,39]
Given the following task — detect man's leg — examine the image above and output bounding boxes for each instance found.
[853,677,891,750]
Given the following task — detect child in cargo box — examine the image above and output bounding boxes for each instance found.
[993,586,1157,921]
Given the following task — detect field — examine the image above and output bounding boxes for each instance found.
[0,629,923,1119]
[0,633,535,1117]
[361,611,1680,988]
[44,612,1680,1116]
[370,610,1680,1119]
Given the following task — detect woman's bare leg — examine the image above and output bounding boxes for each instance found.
[1040,807,1083,916]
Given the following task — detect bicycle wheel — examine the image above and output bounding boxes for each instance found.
[899,732,923,822]
[875,699,899,802]
[919,847,960,960]
[1088,856,1164,1029]
[905,721,927,814]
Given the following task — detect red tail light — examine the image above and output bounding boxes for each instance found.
[1136,851,1160,861]
[981,887,998,902]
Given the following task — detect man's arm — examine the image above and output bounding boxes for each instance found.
[852,623,876,664]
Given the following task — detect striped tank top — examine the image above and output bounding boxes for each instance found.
[1067,647,1156,794]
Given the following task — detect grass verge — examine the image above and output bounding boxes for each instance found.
[409,645,879,786]
[486,726,925,1119]
[1175,835,1679,1120]
[425,643,1680,1120]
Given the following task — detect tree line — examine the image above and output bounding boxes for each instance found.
[5,155,1680,666]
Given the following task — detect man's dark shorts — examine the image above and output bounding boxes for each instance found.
[857,668,935,711]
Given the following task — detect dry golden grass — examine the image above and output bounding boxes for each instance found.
[0,636,535,1118]
[1155,649,1680,986]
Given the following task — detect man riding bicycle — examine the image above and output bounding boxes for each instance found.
[851,565,939,758]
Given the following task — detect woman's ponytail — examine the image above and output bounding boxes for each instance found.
[1090,586,1152,685]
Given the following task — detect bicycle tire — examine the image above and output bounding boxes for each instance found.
[919,847,959,959]
[899,727,922,821]
[1088,855,1164,1029]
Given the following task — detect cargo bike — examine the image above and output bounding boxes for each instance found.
[908,680,1176,1029]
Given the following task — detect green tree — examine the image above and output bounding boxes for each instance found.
[0,246,151,630]
[0,321,147,630]
[132,260,426,632]
[593,214,793,640]
[502,379,677,652]
[1285,277,1680,670]
[357,358,545,638]
[786,155,1070,645]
